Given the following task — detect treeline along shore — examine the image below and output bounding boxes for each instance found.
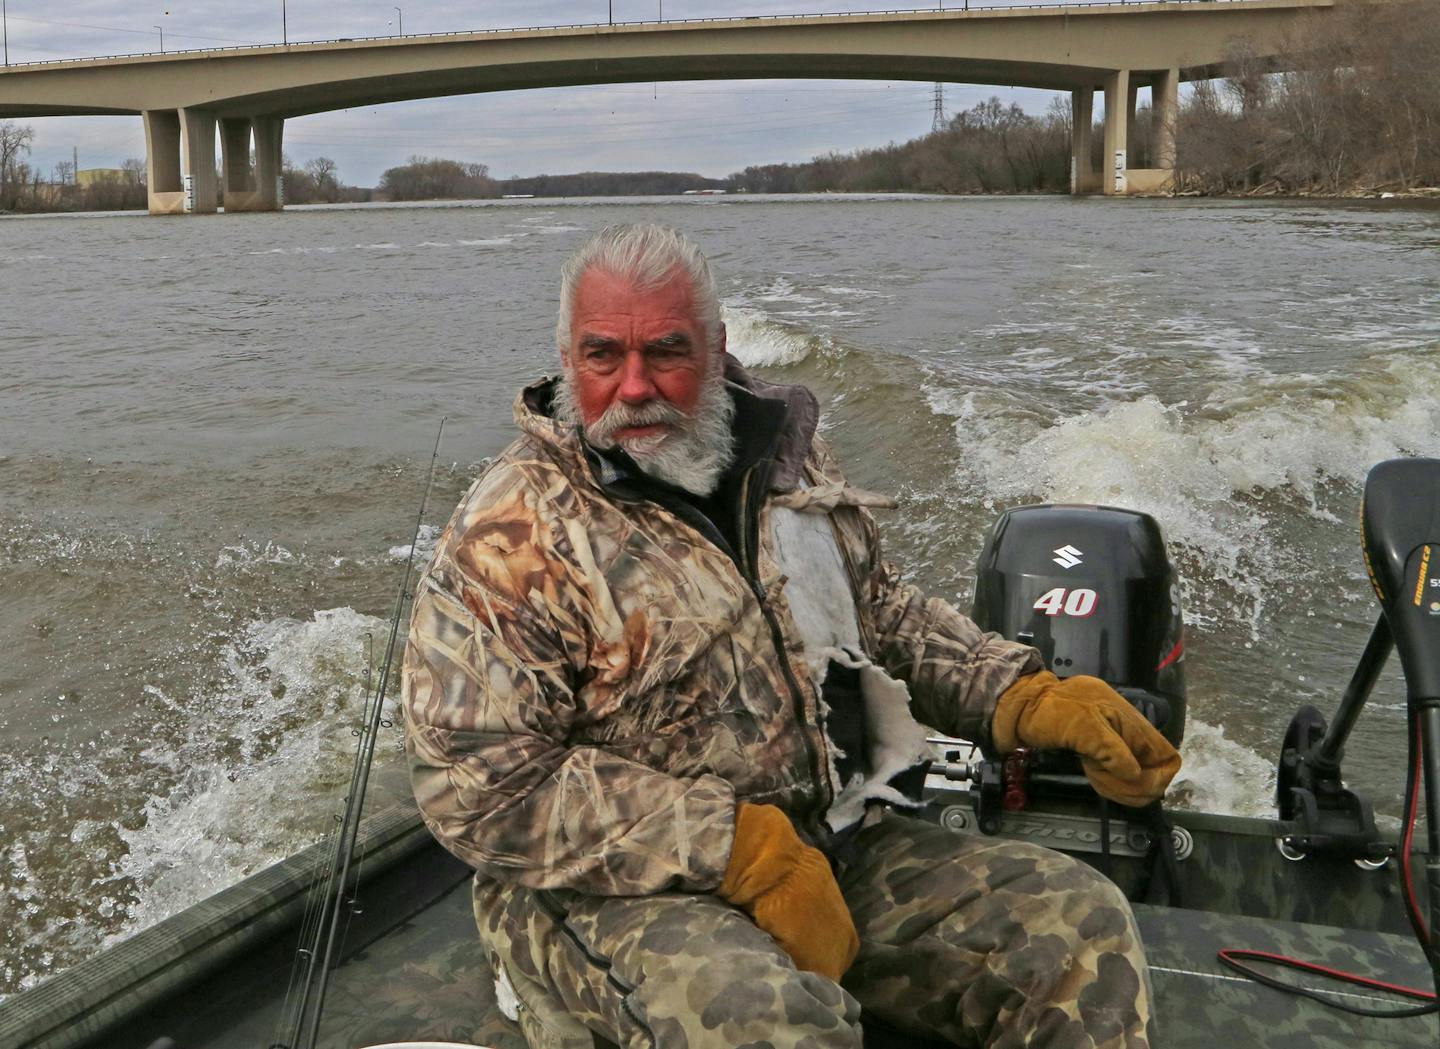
[2,0,1435,215]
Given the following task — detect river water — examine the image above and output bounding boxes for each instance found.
[2,194,1438,997]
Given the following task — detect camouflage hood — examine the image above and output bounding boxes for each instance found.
[403,359,1040,896]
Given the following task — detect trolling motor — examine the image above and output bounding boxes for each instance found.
[959,504,1187,832]
[1276,459,1440,871]
[1271,458,1440,1027]
[1363,461,1440,996]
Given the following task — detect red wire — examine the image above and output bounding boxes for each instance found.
[1218,948,1437,1002]
[1402,715,1429,945]
[1217,714,1433,1010]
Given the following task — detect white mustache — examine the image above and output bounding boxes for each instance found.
[586,399,689,447]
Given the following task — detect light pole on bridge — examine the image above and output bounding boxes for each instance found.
[153,24,164,53]
[3,0,9,67]
[282,1,287,46]
[394,6,402,36]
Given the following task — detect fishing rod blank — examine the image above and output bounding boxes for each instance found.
[281,418,447,1049]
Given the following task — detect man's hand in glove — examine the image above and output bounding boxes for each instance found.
[716,802,859,982]
[992,671,1181,808]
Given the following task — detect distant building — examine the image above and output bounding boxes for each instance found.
[77,168,126,186]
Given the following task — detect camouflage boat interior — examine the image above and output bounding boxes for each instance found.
[3,791,1434,1049]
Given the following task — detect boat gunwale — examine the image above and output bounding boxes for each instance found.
[1,803,429,1049]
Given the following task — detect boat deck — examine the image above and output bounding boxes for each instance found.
[9,805,1434,1049]
[130,856,1440,1049]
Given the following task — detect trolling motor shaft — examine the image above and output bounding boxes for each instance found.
[1275,619,1392,862]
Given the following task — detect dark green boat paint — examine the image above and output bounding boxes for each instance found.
[2,796,1432,1049]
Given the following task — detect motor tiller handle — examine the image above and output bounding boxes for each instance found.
[1361,457,1440,707]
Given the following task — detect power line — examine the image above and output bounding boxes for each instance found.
[7,12,264,47]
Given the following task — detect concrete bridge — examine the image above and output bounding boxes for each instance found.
[0,0,1334,213]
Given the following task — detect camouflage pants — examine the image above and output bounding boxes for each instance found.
[475,813,1154,1049]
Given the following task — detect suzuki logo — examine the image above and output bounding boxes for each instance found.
[1053,545,1084,569]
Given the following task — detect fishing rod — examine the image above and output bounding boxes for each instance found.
[277,418,447,1049]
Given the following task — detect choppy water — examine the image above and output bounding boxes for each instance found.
[2,194,1438,996]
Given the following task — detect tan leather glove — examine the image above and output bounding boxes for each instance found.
[992,671,1181,808]
[717,802,859,982]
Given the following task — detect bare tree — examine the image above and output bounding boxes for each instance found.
[304,156,340,202]
[379,156,498,200]
[0,121,36,210]
[1176,0,1440,194]
[120,158,147,186]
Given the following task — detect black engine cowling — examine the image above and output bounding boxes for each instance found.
[972,503,1186,746]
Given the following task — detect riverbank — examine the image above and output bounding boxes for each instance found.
[1207,182,1440,201]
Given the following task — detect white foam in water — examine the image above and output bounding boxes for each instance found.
[108,606,388,945]
[1171,719,1277,818]
[722,305,815,368]
[933,348,1440,627]
[820,285,887,299]
[388,522,442,562]
[963,394,1272,570]
[214,540,299,570]
[753,277,814,304]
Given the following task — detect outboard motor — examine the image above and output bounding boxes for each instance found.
[972,503,1186,747]
[923,503,1187,852]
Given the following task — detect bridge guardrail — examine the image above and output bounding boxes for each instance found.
[0,0,1313,70]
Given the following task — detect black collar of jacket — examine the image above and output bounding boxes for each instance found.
[520,354,819,497]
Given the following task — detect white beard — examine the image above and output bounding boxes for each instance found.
[553,368,736,497]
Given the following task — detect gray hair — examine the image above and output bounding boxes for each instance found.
[555,223,724,356]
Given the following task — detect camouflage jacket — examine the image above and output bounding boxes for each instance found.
[402,360,1041,896]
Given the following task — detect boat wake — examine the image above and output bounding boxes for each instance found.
[107,606,393,950]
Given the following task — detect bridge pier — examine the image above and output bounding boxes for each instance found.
[143,110,184,215]
[1085,67,1177,196]
[1127,78,1141,167]
[1154,66,1179,174]
[221,116,285,213]
[181,108,219,214]
[1070,88,1101,194]
[142,108,219,214]
[1103,69,1130,195]
[1122,67,1180,195]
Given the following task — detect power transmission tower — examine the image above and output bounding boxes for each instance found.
[932,83,946,132]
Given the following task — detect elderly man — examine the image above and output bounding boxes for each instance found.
[403,224,1179,1049]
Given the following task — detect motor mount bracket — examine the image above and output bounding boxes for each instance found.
[1276,704,1391,862]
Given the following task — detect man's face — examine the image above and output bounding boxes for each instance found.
[566,267,714,444]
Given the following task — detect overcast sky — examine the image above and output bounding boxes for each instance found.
[5,1,1062,185]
